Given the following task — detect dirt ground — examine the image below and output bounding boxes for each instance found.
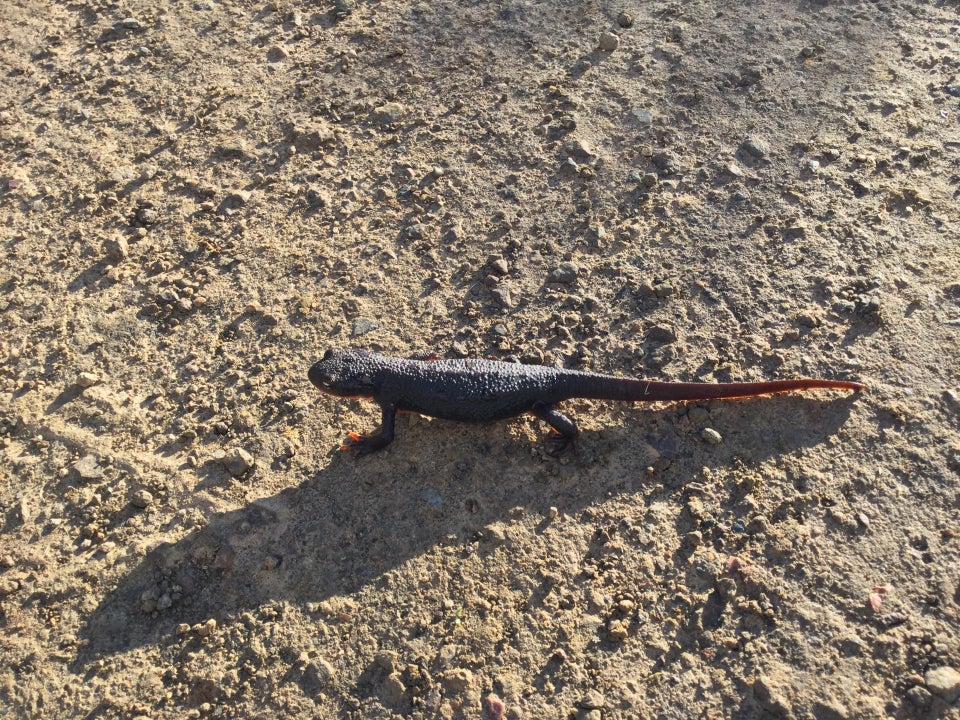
[2,0,959,718]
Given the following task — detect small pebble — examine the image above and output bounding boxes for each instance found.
[616,12,634,28]
[370,102,405,125]
[548,262,579,284]
[740,136,770,160]
[599,31,620,52]
[482,694,506,720]
[352,317,379,336]
[77,372,99,388]
[701,428,723,445]
[489,258,509,275]
[74,454,104,480]
[131,489,153,508]
[221,447,254,475]
[925,666,960,703]
[194,618,217,637]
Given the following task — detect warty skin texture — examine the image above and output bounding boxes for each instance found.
[308,348,866,455]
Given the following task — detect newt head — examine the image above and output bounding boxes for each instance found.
[308,348,379,399]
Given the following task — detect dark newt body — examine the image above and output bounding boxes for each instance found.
[308,348,865,455]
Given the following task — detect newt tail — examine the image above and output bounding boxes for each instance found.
[308,349,865,455]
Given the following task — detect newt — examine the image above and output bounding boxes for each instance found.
[308,348,865,455]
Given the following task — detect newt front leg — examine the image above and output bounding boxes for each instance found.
[341,403,397,455]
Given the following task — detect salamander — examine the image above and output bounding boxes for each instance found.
[308,348,865,455]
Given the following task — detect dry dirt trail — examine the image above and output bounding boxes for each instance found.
[1,0,959,718]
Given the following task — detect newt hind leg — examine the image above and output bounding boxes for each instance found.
[531,402,580,456]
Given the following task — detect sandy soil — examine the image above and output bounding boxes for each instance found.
[2,0,959,718]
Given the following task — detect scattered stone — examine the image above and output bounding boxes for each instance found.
[291,119,335,151]
[599,31,620,52]
[371,102,405,125]
[795,310,821,328]
[580,690,607,709]
[632,107,652,125]
[119,17,142,29]
[304,658,336,688]
[701,428,723,445]
[563,138,597,162]
[617,12,634,28]
[725,162,744,178]
[267,44,290,61]
[136,206,159,225]
[74,455,104,480]
[607,619,628,642]
[221,447,254,476]
[489,258,509,275]
[925,666,960,703]
[548,262,579,284]
[227,189,251,205]
[77,372,99,388]
[482,694,506,720]
[405,222,426,240]
[381,672,406,706]
[440,668,473,694]
[194,618,217,637]
[131,489,154,509]
[103,235,128,261]
[490,286,513,308]
[753,675,796,720]
[941,389,960,413]
[740,136,770,160]
[334,0,353,18]
[646,325,677,343]
[352,317,379,336]
[0,578,21,596]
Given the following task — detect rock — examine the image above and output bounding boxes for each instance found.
[308,658,336,686]
[131,489,154,508]
[351,317,379,336]
[404,222,426,240]
[222,447,254,475]
[599,31,620,52]
[580,690,606,709]
[563,138,597,163]
[925,666,960,703]
[617,12,634,28]
[103,235,128,261]
[740,136,770,160]
[489,258,509,275]
[380,672,406,706]
[440,668,473,694]
[77,372,99,388]
[0,578,20,596]
[334,0,353,18]
[651,150,680,175]
[548,262,579,284]
[136,206,159,225]
[607,619,628,642]
[292,120,335,151]
[74,455,104,480]
[701,428,723,445]
[632,107,652,125]
[490,286,513,308]
[646,325,677,343]
[227,189,251,205]
[482,695,505,720]
[753,675,796,720]
[119,17,142,29]
[371,102,405,125]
